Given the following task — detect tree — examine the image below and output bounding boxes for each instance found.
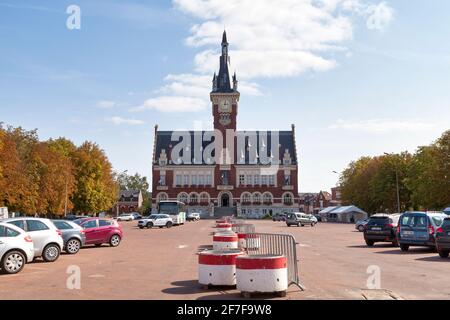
[406,130,450,210]
[71,142,118,213]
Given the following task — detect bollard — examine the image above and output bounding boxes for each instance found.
[213,233,238,250]
[214,223,232,233]
[198,249,244,287]
[236,254,288,297]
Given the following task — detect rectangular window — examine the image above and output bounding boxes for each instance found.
[261,175,268,186]
[246,174,253,186]
[206,174,212,186]
[199,175,205,185]
[284,174,291,185]
[192,175,198,186]
[175,175,182,186]
[160,174,166,186]
[269,175,275,186]
[184,174,189,186]
[254,174,260,185]
[239,174,245,186]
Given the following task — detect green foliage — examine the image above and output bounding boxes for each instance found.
[340,130,450,214]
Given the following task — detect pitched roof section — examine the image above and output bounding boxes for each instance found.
[154,130,297,166]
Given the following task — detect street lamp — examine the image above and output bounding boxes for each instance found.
[384,152,401,213]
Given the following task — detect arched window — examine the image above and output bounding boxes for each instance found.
[263,192,273,204]
[252,192,262,204]
[283,193,293,205]
[157,192,168,202]
[177,192,188,204]
[200,192,210,204]
[190,193,198,204]
[241,192,251,204]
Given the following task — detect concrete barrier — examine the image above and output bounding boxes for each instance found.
[198,249,244,287]
[236,254,288,296]
[213,234,238,250]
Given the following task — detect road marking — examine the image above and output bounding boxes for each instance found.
[88,274,105,278]
[178,245,188,249]
[299,243,310,247]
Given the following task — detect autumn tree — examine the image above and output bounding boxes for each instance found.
[71,142,118,213]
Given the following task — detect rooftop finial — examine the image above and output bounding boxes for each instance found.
[222,29,228,44]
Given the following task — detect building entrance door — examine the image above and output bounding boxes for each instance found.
[221,194,230,207]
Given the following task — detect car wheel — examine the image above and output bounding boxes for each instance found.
[438,250,449,258]
[400,244,409,252]
[1,250,26,274]
[287,224,290,227]
[300,224,304,227]
[166,221,173,228]
[109,234,121,247]
[365,240,374,247]
[66,238,81,254]
[311,223,314,227]
[358,225,365,232]
[42,244,61,262]
[146,222,153,228]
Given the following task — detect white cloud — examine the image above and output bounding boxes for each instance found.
[366,2,394,31]
[134,0,393,113]
[133,96,208,113]
[97,100,116,108]
[329,119,436,133]
[106,116,145,125]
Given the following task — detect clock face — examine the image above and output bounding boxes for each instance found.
[219,98,232,113]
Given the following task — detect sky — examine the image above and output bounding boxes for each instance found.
[0,0,449,192]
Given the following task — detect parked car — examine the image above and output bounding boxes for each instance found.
[397,211,447,252]
[187,213,200,222]
[272,213,287,222]
[363,214,400,247]
[117,213,135,221]
[436,216,450,258]
[2,218,63,262]
[137,214,173,229]
[52,220,86,254]
[74,218,123,247]
[313,214,322,222]
[130,212,142,220]
[0,222,34,274]
[355,218,369,232]
[286,212,318,227]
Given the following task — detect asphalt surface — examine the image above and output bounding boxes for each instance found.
[0,219,449,300]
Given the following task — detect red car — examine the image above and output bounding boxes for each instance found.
[74,218,123,247]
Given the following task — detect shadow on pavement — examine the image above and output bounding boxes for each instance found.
[161,280,213,295]
[197,244,213,252]
[347,244,394,249]
[415,256,450,262]
[375,247,435,255]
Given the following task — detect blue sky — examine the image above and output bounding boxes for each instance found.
[1,0,449,192]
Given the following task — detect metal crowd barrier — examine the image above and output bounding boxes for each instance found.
[245,233,305,291]
[231,223,255,234]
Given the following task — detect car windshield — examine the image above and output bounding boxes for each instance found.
[148,215,157,219]
[368,217,389,225]
[401,215,428,227]
[442,219,450,227]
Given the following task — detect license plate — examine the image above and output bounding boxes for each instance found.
[371,227,382,231]
[403,231,414,236]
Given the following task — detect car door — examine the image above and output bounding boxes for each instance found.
[0,226,8,259]
[25,219,51,256]
[82,219,99,244]
[97,220,114,242]
[154,216,163,226]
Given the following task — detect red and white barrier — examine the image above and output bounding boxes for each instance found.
[237,233,261,249]
[236,254,288,293]
[198,249,244,286]
[215,223,232,233]
[216,219,227,224]
[213,234,238,250]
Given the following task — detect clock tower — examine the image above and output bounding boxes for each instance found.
[210,30,240,133]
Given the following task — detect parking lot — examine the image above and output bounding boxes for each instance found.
[1,219,449,300]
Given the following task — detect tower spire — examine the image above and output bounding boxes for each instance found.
[213,30,232,92]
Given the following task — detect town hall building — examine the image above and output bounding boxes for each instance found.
[151,31,299,217]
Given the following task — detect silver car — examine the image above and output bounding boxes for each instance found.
[52,220,86,254]
[2,218,64,262]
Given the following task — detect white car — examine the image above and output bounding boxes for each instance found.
[187,212,200,221]
[0,222,35,274]
[137,214,173,229]
[117,213,135,221]
[3,218,64,262]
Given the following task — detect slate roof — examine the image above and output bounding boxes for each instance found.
[154,130,297,166]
